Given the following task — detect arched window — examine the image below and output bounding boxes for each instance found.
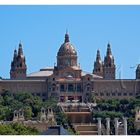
[68,84,74,92]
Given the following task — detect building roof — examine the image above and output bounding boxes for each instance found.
[81,71,103,79]
[27,66,102,79]
[39,125,70,135]
[28,67,53,77]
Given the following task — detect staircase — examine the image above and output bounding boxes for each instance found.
[59,102,99,135]
[73,123,98,135]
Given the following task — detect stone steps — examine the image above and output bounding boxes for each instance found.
[78,130,98,135]
[73,123,98,135]
[75,125,97,131]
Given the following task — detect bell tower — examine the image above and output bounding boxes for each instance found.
[93,49,103,77]
[103,43,116,80]
[10,43,27,79]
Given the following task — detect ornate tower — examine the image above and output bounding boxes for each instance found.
[93,49,103,77]
[136,64,140,79]
[10,43,27,79]
[103,43,116,79]
[57,32,78,70]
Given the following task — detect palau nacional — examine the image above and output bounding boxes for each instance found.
[1,32,140,102]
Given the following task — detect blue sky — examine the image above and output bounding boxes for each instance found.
[0,5,140,79]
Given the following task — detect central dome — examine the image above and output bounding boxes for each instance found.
[57,32,78,69]
[57,33,77,56]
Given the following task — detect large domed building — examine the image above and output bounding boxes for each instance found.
[0,32,140,102]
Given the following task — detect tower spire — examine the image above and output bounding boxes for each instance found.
[14,48,17,59]
[107,43,112,56]
[96,49,101,61]
[93,49,103,77]
[18,42,23,56]
[64,30,70,43]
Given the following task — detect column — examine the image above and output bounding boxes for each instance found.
[106,117,110,135]
[123,117,127,135]
[114,118,119,135]
[97,118,102,135]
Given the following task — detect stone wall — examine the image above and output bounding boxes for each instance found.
[0,80,48,99]
[93,79,140,99]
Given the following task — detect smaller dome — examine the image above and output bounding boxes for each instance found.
[57,33,77,56]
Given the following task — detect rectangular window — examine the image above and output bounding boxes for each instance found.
[118,93,121,96]
[42,93,46,96]
[106,93,110,96]
[100,92,104,96]
[123,93,127,96]
[77,84,81,92]
[60,84,65,92]
[112,92,116,96]
[37,93,40,96]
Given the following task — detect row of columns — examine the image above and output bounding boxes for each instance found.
[97,117,127,135]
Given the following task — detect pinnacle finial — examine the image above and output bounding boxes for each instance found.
[14,48,17,57]
[64,30,70,43]
[107,42,111,48]
[19,40,22,46]
[18,42,23,55]
[107,42,112,56]
[96,49,101,61]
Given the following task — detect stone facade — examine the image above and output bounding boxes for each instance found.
[0,32,140,102]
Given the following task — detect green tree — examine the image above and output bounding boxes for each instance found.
[93,111,123,119]
[24,106,33,120]
[56,112,68,126]
[0,123,38,135]
[0,124,17,135]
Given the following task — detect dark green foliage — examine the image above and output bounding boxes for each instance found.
[0,123,38,135]
[0,91,61,135]
[0,91,59,121]
[24,106,33,120]
[56,112,68,126]
[42,97,59,113]
[0,91,44,120]
[93,111,123,119]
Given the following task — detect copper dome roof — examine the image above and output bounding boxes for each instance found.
[57,33,77,56]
